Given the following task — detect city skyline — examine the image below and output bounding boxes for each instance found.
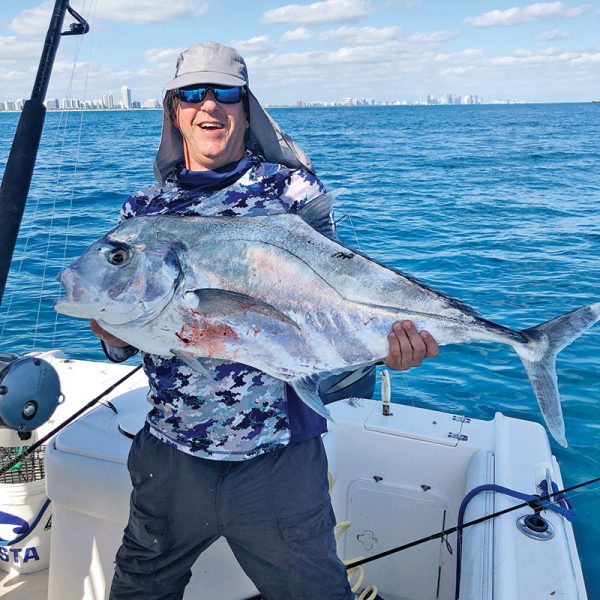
[1,2,599,106]
[0,89,527,112]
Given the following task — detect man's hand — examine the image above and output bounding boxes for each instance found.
[384,320,439,371]
[90,319,129,348]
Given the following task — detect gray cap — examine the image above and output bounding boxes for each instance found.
[154,42,314,183]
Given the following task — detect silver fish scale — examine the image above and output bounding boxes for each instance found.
[58,186,600,448]
[113,213,514,378]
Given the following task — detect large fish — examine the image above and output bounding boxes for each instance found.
[55,194,600,447]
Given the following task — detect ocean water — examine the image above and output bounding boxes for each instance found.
[1,104,599,592]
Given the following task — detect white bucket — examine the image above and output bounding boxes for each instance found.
[0,478,52,573]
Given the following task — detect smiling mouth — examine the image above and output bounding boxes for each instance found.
[199,122,224,130]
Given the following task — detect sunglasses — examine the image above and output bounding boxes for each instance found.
[177,85,245,104]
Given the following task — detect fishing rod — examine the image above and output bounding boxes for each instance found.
[345,474,600,571]
[239,474,600,600]
[0,0,89,308]
[0,364,142,478]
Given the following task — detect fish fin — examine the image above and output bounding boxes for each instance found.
[297,192,339,239]
[516,302,600,448]
[290,375,334,421]
[170,348,214,378]
[189,289,301,331]
[321,364,377,395]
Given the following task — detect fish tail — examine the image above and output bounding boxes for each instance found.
[514,302,600,448]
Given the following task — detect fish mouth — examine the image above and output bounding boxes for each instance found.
[54,297,100,318]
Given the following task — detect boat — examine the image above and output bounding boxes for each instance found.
[0,353,589,599]
[0,1,592,599]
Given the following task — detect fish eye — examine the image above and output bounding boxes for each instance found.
[107,247,130,266]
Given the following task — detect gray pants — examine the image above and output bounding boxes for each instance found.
[109,426,352,600]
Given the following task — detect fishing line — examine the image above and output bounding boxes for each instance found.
[34,0,94,350]
[344,474,600,570]
[52,0,99,346]
[346,213,363,253]
[0,108,72,343]
[0,364,142,478]
[0,1,91,348]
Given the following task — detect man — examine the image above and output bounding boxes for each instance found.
[92,42,439,600]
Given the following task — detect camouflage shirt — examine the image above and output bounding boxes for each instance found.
[114,152,328,460]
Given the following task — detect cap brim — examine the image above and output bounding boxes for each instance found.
[165,71,246,90]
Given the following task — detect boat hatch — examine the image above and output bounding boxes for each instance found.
[344,479,451,600]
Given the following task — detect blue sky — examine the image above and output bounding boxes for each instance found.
[1,0,599,104]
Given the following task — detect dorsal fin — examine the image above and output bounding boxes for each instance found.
[297,192,339,238]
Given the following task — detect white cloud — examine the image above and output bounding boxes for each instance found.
[434,49,484,62]
[0,67,34,83]
[248,37,467,74]
[280,27,314,43]
[404,31,460,43]
[440,66,475,76]
[489,48,588,65]
[10,0,209,33]
[9,2,53,36]
[318,25,399,44]
[262,0,373,25]
[230,36,275,54]
[0,36,42,62]
[95,0,209,24]
[535,29,569,40]
[569,52,600,64]
[145,48,181,64]
[465,2,590,28]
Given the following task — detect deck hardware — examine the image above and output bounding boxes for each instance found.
[516,513,555,540]
[373,475,383,483]
[357,530,378,551]
[381,369,393,416]
[421,485,431,492]
[452,415,471,423]
[448,432,468,441]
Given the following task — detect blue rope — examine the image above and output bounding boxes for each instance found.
[0,499,51,547]
[454,481,576,599]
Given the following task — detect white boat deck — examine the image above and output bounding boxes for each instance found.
[0,354,589,600]
[0,568,47,599]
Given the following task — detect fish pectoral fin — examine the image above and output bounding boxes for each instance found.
[190,288,300,331]
[297,192,339,240]
[170,349,213,378]
[290,375,334,422]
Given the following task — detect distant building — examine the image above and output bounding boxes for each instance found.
[142,99,160,109]
[102,93,114,109]
[44,98,59,110]
[15,98,25,111]
[120,86,132,109]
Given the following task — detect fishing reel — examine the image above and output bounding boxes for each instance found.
[0,353,62,437]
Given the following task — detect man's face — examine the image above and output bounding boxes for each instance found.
[175,88,248,171]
